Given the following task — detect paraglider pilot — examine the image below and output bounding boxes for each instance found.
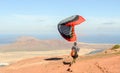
[71,42,80,64]
[67,42,80,72]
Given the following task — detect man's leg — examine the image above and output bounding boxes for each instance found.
[73,58,76,63]
[71,57,76,66]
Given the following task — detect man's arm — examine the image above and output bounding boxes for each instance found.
[77,47,80,52]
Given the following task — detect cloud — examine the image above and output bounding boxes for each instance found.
[86,17,120,25]
[102,22,116,25]
[0,15,120,34]
[13,14,49,23]
[0,14,60,33]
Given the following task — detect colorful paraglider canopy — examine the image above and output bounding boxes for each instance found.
[58,15,85,42]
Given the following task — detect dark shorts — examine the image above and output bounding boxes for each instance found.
[72,54,78,59]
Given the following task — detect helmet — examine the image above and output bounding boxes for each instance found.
[74,42,77,46]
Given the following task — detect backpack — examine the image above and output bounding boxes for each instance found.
[71,46,77,57]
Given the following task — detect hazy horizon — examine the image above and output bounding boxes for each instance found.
[0,33,120,44]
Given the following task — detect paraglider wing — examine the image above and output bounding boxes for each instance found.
[58,15,85,42]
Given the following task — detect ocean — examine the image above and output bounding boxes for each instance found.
[78,34,120,44]
[0,33,120,45]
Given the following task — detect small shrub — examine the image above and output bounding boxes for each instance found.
[111,44,120,50]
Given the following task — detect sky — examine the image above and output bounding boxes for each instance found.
[0,0,120,38]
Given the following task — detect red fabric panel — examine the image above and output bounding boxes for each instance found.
[65,16,85,42]
[66,16,85,26]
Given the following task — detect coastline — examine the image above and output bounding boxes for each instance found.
[0,48,94,63]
